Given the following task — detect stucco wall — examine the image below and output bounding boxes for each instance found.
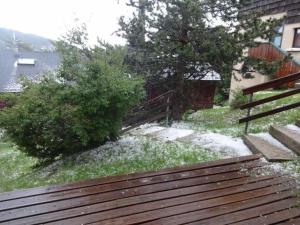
[229,63,270,101]
[281,23,300,50]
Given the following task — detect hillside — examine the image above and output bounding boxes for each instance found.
[0,27,54,51]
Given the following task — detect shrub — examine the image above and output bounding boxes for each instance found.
[0,66,143,161]
[214,93,227,106]
[0,27,144,161]
[229,89,248,110]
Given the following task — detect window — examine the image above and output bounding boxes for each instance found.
[293,28,300,48]
[17,58,35,65]
[271,25,283,48]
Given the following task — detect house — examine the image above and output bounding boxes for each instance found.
[147,65,221,111]
[230,0,300,100]
[0,49,60,109]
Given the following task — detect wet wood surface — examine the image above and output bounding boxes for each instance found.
[0,154,299,225]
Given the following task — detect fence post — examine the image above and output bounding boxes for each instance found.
[244,93,253,134]
[166,96,170,126]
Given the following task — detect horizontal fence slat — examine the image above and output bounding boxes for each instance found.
[239,102,300,124]
[242,72,300,95]
[240,88,300,110]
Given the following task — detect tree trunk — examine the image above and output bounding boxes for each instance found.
[172,23,189,120]
[172,62,185,120]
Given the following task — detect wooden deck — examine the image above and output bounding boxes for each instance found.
[0,154,299,225]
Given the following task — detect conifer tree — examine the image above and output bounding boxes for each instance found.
[119,0,279,119]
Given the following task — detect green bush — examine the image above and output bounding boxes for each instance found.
[0,28,144,162]
[0,66,143,162]
[229,89,248,110]
[0,68,143,162]
[214,93,227,106]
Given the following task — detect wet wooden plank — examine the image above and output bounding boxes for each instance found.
[13,177,288,225]
[243,135,295,162]
[1,175,276,223]
[0,155,261,202]
[231,207,300,225]
[275,217,300,225]
[185,198,299,225]
[93,185,295,225]
[0,171,249,222]
[0,160,263,212]
[0,154,299,225]
[143,191,298,225]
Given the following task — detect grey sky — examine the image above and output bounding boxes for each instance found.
[0,0,133,45]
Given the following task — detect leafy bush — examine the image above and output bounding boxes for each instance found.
[229,89,248,110]
[214,93,227,106]
[0,26,144,162]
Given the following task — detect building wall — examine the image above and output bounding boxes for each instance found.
[229,63,270,102]
[184,81,217,110]
[230,12,300,100]
[260,13,300,61]
[282,23,300,49]
[148,80,217,111]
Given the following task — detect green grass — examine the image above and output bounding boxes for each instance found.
[181,90,300,181]
[0,90,298,192]
[183,91,300,137]
[0,138,218,192]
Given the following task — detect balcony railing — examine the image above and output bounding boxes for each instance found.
[239,72,300,134]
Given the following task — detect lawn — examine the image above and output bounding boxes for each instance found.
[182,91,300,137]
[0,90,299,192]
[0,137,217,192]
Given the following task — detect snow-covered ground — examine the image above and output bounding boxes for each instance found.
[189,132,252,157]
[286,124,300,133]
[151,127,194,141]
[41,122,299,180]
[131,123,252,158]
[129,123,300,180]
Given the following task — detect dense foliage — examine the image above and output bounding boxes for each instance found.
[119,0,281,118]
[0,26,144,161]
[229,89,248,110]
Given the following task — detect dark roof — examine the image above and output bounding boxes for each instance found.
[0,50,60,92]
[242,0,300,24]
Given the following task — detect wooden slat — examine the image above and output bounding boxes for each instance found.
[0,155,261,202]
[275,217,300,225]
[243,135,295,162]
[1,154,299,225]
[145,191,297,225]
[242,72,300,95]
[239,102,300,124]
[179,197,299,225]
[2,175,276,224]
[230,207,300,225]
[0,171,250,222]
[13,176,288,225]
[93,185,295,225]
[0,160,263,212]
[240,88,300,110]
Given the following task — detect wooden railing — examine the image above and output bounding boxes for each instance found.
[239,72,300,134]
[123,90,175,132]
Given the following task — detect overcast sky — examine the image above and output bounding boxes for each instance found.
[0,0,133,45]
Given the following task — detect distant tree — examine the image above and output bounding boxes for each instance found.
[119,0,280,119]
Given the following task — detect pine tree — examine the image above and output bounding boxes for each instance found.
[119,0,280,119]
